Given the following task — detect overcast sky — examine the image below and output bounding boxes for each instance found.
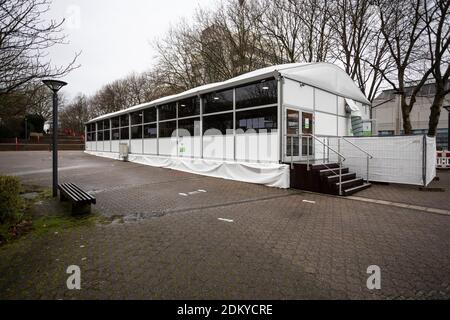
[46,0,215,100]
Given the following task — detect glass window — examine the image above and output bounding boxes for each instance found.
[87,132,92,141]
[120,127,129,140]
[178,97,200,118]
[120,114,129,127]
[159,120,176,138]
[236,107,278,133]
[104,129,110,140]
[103,119,110,129]
[203,113,233,135]
[89,123,95,132]
[235,78,277,109]
[130,111,143,125]
[131,125,142,139]
[112,129,120,140]
[97,121,103,131]
[159,103,177,121]
[97,131,103,141]
[178,117,200,136]
[143,124,157,138]
[203,89,233,114]
[144,107,157,123]
[111,117,120,128]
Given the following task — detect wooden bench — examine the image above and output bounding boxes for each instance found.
[58,183,96,215]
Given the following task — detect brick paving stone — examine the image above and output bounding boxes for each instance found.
[0,151,449,299]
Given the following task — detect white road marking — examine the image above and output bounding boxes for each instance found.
[302,200,316,204]
[218,218,234,223]
[179,189,207,197]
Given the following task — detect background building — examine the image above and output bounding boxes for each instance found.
[372,82,450,150]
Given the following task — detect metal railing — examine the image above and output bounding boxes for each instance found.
[285,133,346,195]
[285,133,374,195]
[341,137,373,182]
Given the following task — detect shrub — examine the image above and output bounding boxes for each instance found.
[0,175,23,223]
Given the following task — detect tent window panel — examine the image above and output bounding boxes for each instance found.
[103,119,110,129]
[97,131,103,141]
[104,129,110,140]
[131,125,142,139]
[112,129,120,140]
[178,97,200,118]
[143,124,157,138]
[144,107,156,123]
[178,117,200,137]
[87,133,92,141]
[203,112,233,135]
[120,114,129,127]
[236,107,278,133]
[235,78,277,110]
[158,103,177,121]
[120,127,129,140]
[203,89,233,114]
[130,111,143,125]
[159,121,176,138]
[88,123,95,132]
[111,117,120,128]
[97,121,103,131]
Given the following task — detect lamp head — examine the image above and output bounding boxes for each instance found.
[42,79,67,92]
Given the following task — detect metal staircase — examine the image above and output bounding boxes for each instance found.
[285,134,373,196]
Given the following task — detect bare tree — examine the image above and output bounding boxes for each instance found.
[60,94,89,134]
[424,0,450,136]
[374,0,434,133]
[0,0,80,95]
[257,0,303,63]
[328,0,393,102]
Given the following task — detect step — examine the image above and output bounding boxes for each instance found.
[326,172,356,183]
[310,162,339,170]
[335,177,364,189]
[319,167,349,176]
[343,183,372,196]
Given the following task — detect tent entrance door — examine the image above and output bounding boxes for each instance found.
[284,108,314,162]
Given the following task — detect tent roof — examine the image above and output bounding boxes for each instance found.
[87,62,370,123]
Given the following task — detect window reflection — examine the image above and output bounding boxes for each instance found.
[235,78,277,109]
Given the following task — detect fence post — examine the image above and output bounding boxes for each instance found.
[422,135,427,186]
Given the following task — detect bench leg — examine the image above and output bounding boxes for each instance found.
[71,203,91,215]
[60,193,68,202]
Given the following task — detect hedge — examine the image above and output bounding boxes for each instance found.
[0,175,23,223]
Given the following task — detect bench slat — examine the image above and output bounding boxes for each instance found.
[66,183,92,201]
[60,183,84,202]
[58,183,95,203]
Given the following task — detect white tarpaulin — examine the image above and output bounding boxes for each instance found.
[328,135,436,186]
[85,151,290,188]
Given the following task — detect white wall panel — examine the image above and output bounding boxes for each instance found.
[159,137,177,156]
[111,140,119,152]
[315,89,336,113]
[203,135,234,160]
[130,139,143,154]
[315,112,337,136]
[97,141,103,152]
[143,139,157,154]
[178,136,201,158]
[283,79,314,110]
[338,117,350,136]
[104,140,111,152]
[235,132,279,162]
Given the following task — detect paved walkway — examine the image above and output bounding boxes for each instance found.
[0,151,449,299]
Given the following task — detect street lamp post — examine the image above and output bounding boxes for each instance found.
[42,79,67,197]
[444,105,450,151]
